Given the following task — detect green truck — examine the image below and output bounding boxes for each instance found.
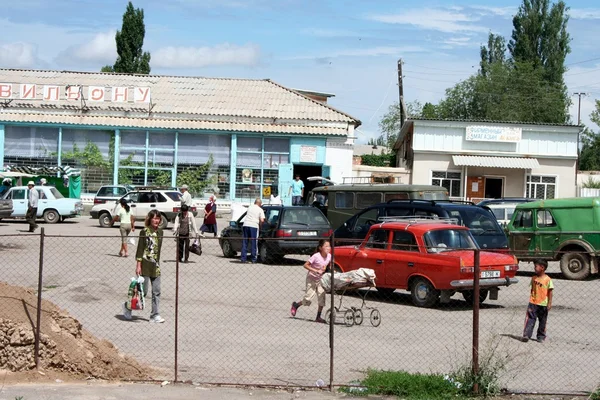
[507,197,600,280]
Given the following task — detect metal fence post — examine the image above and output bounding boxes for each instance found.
[174,235,180,382]
[472,248,480,395]
[35,227,45,370]
[328,232,335,391]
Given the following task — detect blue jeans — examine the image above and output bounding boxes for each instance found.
[241,226,258,262]
[292,195,302,206]
[523,303,549,340]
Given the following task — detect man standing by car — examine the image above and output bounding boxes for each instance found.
[241,198,265,263]
[180,184,193,207]
[289,175,304,206]
[26,181,39,232]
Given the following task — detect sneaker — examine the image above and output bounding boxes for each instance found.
[520,336,530,343]
[291,302,299,317]
[536,338,545,343]
[122,302,132,321]
[150,315,165,323]
[199,232,205,237]
[315,317,327,324]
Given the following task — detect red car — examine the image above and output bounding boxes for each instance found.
[333,220,519,307]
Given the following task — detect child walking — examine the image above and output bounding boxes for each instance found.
[290,239,331,323]
[522,259,553,343]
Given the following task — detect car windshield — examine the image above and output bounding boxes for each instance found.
[448,207,503,235]
[282,208,328,225]
[424,229,476,252]
[50,188,64,199]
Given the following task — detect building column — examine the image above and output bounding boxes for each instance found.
[463,166,468,201]
[172,131,179,188]
[230,134,237,201]
[113,129,120,185]
[57,127,63,175]
[0,125,4,172]
[144,130,149,185]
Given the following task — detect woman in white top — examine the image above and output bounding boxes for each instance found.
[112,198,135,257]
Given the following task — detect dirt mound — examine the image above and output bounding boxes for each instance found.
[0,281,152,380]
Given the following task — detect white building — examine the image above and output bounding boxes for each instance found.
[394,119,582,201]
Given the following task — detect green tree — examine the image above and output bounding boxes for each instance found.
[378,100,431,148]
[579,101,600,171]
[480,32,507,76]
[109,2,151,74]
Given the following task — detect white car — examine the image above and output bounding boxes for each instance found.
[1,186,83,223]
[90,188,198,229]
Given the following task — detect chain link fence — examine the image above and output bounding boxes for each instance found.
[0,230,598,394]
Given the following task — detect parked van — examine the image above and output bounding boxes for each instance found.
[334,199,507,250]
[507,197,600,280]
[307,183,449,230]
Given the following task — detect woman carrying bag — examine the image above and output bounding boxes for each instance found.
[173,204,199,263]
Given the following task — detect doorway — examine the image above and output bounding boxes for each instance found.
[293,165,322,204]
[484,177,503,199]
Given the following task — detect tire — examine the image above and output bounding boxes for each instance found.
[343,309,354,327]
[325,308,335,324]
[159,214,168,229]
[376,287,396,297]
[98,212,112,228]
[370,309,381,327]
[353,309,364,325]
[221,239,236,258]
[410,278,440,308]
[560,252,591,280]
[462,289,489,305]
[43,209,60,224]
[259,243,273,264]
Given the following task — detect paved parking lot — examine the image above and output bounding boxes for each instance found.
[0,214,598,393]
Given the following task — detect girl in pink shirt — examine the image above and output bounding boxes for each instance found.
[290,239,331,323]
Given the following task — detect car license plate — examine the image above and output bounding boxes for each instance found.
[298,231,317,236]
[481,270,500,278]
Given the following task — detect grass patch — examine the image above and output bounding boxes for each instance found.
[591,386,600,400]
[43,285,59,289]
[339,369,461,400]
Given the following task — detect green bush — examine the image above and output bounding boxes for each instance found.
[582,176,600,189]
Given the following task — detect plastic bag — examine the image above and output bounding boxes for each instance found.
[128,237,136,246]
[190,238,202,256]
[125,276,145,311]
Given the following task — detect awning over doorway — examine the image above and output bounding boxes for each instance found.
[452,155,539,169]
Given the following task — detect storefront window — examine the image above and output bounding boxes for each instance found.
[235,137,289,200]
[527,175,556,199]
[431,171,461,197]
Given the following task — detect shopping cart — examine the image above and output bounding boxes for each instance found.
[321,268,381,327]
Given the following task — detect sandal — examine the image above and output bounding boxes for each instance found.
[290,302,298,317]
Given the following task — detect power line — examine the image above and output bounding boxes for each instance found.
[406,63,475,74]
[565,56,600,67]
[403,69,470,77]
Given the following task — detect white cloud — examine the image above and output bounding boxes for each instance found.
[442,37,473,47]
[59,30,116,64]
[152,43,261,68]
[470,5,515,17]
[287,46,425,61]
[302,28,363,38]
[368,9,488,33]
[569,9,600,20]
[0,42,40,68]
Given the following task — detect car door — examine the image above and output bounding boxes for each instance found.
[262,207,279,238]
[361,229,391,280]
[133,192,153,220]
[508,209,536,257]
[7,188,27,217]
[384,230,419,289]
[229,212,246,252]
[36,188,49,216]
[351,207,380,240]
[536,209,559,257]
[122,192,140,219]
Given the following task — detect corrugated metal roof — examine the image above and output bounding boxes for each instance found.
[411,117,580,128]
[452,155,540,169]
[0,69,360,131]
[0,112,348,135]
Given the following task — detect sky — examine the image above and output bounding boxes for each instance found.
[1,0,600,143]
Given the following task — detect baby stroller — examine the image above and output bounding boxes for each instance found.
[321,268,381,327]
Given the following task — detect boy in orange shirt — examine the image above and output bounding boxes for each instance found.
[522,259,553,343]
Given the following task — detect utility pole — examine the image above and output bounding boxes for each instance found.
[573,92,588,179]
[573,92,587,125]
[397,59,405,129]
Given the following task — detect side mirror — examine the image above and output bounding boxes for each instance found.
[354,245,360,251]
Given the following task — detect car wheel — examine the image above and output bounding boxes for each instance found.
[43,209,60,224]
[221,239,236,258]
[259,243,274,264]
[462,289,489,305]
[98,212,112,228]
[560,252,590,280]
[410,278,439,308]
[159,214,168,229]
[376,287,396,297]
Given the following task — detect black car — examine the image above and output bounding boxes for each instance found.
[334,199,508,250]
[219,205,332,263]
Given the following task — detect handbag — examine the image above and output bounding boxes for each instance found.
[190,237,203,256]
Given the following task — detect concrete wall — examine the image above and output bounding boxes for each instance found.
[533,158,577,198]
[325,143,353,184]
[411,153,453,185]
[463,166,525,197]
